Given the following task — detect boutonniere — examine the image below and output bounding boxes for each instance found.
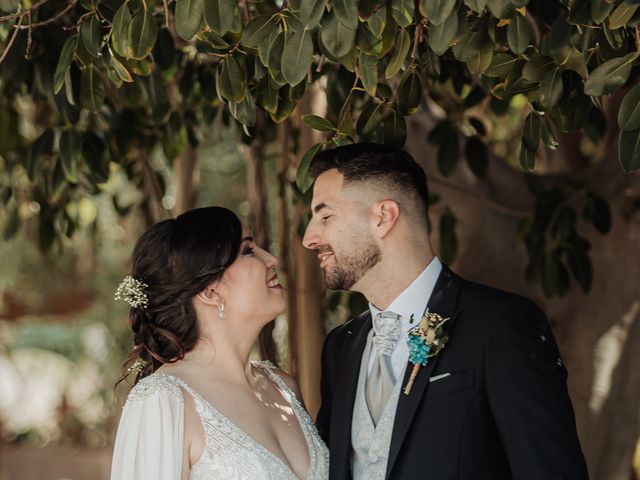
[404,310,450,395]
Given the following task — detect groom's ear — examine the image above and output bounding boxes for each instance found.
[370,199,400,239]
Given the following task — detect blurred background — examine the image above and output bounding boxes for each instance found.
[2,0,640,479]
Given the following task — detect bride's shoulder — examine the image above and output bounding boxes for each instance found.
[252,360,303,404]
[126,371,184,404]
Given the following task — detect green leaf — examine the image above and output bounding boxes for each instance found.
[437,132,459,176]
[28,129,54,181]
[266,32,286,85]
[397,69,422,115]
[429,7,458,55]
[522,112,540,152]
[296,143,322,193]
[216,54,246,102]
[282,28,313,86]
[541,250,570,297]
[465,0,487,13]
[110,53,133,82]
[358,51,379,96]
[486,0,516,19]
[229,91,256,126]
[299,0,327,28]
[541,118,559,150]
[242,15,278,48]
[608,2,638,29]
[302,114,336,132]
[80,64,105,112]
[175,0,203,40]
[465,136,488,177]
[81,15,102,58]
[127,56,153,76]
[618,128,640,173]
[126,7,158,59]
[466,41,493,74]
[337,95,354,136]
[419,0,457,26]
[519,142,535,171]
[356,101,386,136]
[333,0,359,29]
[591,0,614,25]
[484,52,518,77]
[204,0,238,35]
[384,28,410,79]
[567,247,592,293]
[538,67,563,110]
[320,12,357,59]
[391,0,415,28]
[439,208,458,264]
[452,30,487,63]
[583,192,612,234]
[383,110,407,148]
[111,2,132,57]
[367,4,387,37]
[357,22,384,55]
[54,36,78,94]
[522,55,554,82]
[59,130,83,183]
[507,12,531,55]
[584,52,638,97]
[618,83,640,131]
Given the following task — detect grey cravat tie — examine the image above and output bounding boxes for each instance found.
[366,311,401,425]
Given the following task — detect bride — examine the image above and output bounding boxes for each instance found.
[110,206,328,479]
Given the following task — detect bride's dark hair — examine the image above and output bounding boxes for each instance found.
[117,206,243,385]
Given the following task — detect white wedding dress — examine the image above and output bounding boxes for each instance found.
[111,361,329,479]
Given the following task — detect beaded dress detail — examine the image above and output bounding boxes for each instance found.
[111,361,329,480]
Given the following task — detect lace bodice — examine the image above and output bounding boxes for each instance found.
[111,361,329,480]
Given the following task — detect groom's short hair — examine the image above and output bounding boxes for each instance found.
[309,143,430,219]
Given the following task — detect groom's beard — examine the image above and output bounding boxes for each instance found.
[323,240,381,290]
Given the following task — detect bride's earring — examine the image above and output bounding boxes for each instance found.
[218,301,225,319]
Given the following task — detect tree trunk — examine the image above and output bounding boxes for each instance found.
[172,145,199,216]
[282,83,328,418]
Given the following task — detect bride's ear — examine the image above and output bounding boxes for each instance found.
[196,285,223,308]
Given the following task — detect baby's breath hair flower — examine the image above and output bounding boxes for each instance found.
[115,275,149,309]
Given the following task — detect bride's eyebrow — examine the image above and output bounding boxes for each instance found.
[242,235,254,243]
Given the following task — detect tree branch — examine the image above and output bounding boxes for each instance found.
[0,14,24,64]
[14,0,77,29]
[0,0,49,22]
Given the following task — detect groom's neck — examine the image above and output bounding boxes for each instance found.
[357,248,434,310]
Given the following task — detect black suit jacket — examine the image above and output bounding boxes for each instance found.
[316,265,589,479]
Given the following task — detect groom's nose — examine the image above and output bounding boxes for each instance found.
[302,219,318,250]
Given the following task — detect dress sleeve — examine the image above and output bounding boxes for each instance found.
[110,377,185,480]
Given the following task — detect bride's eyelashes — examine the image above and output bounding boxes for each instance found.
[242,245,255,256]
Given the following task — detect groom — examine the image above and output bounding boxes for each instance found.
[303,143,588,479]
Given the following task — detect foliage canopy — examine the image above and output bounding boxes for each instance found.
[1,0,638,296]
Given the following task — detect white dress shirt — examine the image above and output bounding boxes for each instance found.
[367,256,442,379]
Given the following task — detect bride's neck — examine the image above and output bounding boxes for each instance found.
[179,318,261,383]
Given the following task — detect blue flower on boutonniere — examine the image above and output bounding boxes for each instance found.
[404,310,450,395]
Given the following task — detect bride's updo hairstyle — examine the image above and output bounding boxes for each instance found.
[118,206,242,384]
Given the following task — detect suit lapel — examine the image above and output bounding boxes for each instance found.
[386,265,463,477]
[331,310,372,478]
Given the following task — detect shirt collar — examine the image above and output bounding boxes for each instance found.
[369,256,443,327]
